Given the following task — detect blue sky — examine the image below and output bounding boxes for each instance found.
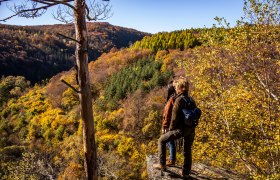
[0,0,244,33]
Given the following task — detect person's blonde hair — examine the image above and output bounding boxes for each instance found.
[173,77,189,94]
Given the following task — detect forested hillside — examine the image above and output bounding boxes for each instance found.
[0,22,148,83]
[132,29,201,52]
[0,1,279,179]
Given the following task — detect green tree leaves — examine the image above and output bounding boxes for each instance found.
[133,30,200,52]
[104,58,172,104]
[0,76,30,105]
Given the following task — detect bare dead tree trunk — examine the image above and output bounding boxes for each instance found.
[74,0,97,179]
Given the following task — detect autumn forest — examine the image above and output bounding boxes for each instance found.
[0,0,279,179]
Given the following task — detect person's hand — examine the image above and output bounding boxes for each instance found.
[162,128,169,134]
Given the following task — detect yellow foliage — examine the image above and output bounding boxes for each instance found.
[108,108,124,120]
[180,24,280,177]
[58,162,84,180]
[117,137,134,156]
[61,87,79,111]
[77,118,83,136]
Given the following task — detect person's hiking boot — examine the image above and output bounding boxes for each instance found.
[182,171,192,179]
[182,173,190,179]
[166,159,175,166]
[153,163,166,171]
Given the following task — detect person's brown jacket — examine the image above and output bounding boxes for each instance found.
[162,95,175,130]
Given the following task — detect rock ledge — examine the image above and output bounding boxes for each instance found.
[147,155,245,179]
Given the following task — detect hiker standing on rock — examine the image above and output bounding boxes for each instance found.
[154,78,197,178]
[161,81,177,166]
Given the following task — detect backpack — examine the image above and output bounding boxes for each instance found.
[182,97,202,127]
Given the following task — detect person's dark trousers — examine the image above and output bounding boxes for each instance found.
[167,140,176,161]
[158,129,182,165]
[182,128,195,175]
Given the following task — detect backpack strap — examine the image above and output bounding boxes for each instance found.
[182,96,191,109]
[182,96,197,110]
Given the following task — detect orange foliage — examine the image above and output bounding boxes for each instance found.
[88,48,152,84]
[46,70,77,108]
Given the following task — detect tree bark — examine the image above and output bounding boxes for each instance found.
[74,0,98,179]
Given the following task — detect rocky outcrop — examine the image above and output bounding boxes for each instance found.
[147,155,245,179]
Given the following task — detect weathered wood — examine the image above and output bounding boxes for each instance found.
[74,0,97,179]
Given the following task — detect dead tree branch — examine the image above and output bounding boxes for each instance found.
[57,32,80,43]
[85,0,112,21]
[0,0,75,22]
[33,0,75,9]
[61,79,80,93]
[255,73,279,102]
[52,4,74,23]
[0,0,10,6]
